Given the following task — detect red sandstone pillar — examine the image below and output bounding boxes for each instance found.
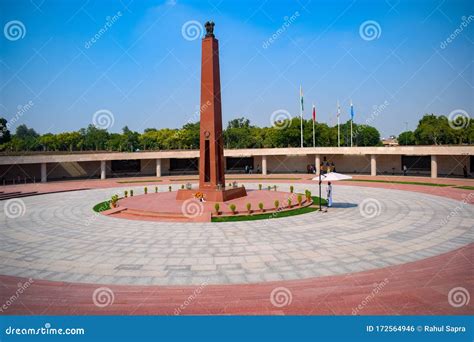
[198,23,225,190]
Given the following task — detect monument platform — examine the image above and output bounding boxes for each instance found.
[104,189,311,222]
[176,186,247,202]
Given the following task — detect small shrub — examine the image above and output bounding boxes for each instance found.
[274,200,279,209]
[267,185,271,191]
[110,194,119,208]
[155,186,158,193]
[124,190,128,198]
[297,194,303,206]
[246,202,251,213]
[168,185,172,192]
[287,198,292,207]
[274,185,277,191]
[181,184,185,189]
[258,202,264,212]
[144,186,148,194]
[258,184,262,190]
[229,204,236,214]
[290,185,294,193]
[214,203,220,215]
[306,190,312,201]
[130,189,134,197]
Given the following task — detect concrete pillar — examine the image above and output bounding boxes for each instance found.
[370,154,377,176]
[155,158,162,177]
[100,160,106,180]
[315,154,320,176]
[431,155,437,179]
[262,155,267,175]
[40,163,47,183]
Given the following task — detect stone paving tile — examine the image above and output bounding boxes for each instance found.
[1,184,473,285]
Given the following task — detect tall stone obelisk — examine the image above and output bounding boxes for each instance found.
[177,21,246,202]
[198,21,225,191]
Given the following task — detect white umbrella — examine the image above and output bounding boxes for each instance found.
[312,172,352,182]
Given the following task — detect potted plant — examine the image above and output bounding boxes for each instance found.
[297,194,303,206]
[124,190,128,198]
[246,202,251,214]
[130,189,134,197]
[290,185,294,193]
[214,203,220,215]
[258,184,262,190]
[274,200,279,210]
[110,194,119,208]
[229,204,237,215]
[144,186,148,194]
[258,202,264,212]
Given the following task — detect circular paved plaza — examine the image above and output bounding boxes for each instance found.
[1,183,473,286]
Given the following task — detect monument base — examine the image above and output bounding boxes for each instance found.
[176,187,247,202]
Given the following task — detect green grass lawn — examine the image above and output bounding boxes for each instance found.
[454,185,474,190]
[211,196,327,222]
[93,200,110,212]
[343,179,453,187]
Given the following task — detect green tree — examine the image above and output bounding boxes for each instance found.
[0,118,11,144]
[398,131,415,145]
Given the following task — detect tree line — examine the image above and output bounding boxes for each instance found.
[0,113,471,153]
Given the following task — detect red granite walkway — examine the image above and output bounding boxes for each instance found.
[0,244,472,315]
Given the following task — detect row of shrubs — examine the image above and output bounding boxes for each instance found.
[214,190,312,215]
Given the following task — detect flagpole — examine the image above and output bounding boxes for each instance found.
[337,100,340,147]
[350,99,353,147]
[312,104,315,147]
[300,86,303,148]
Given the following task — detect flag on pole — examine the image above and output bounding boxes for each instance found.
[312,104,316,122]
[300,86,304,113]
[350,100,354,121]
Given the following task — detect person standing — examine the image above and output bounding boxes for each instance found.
[403,165,407,176]
[327,181,333,207]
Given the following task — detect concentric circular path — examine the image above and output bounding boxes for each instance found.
[1,183,473,286]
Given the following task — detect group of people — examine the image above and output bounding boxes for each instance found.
[244,164,260,174]
[306,157,337,175]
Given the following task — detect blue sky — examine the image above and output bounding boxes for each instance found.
[0,0,472,137]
